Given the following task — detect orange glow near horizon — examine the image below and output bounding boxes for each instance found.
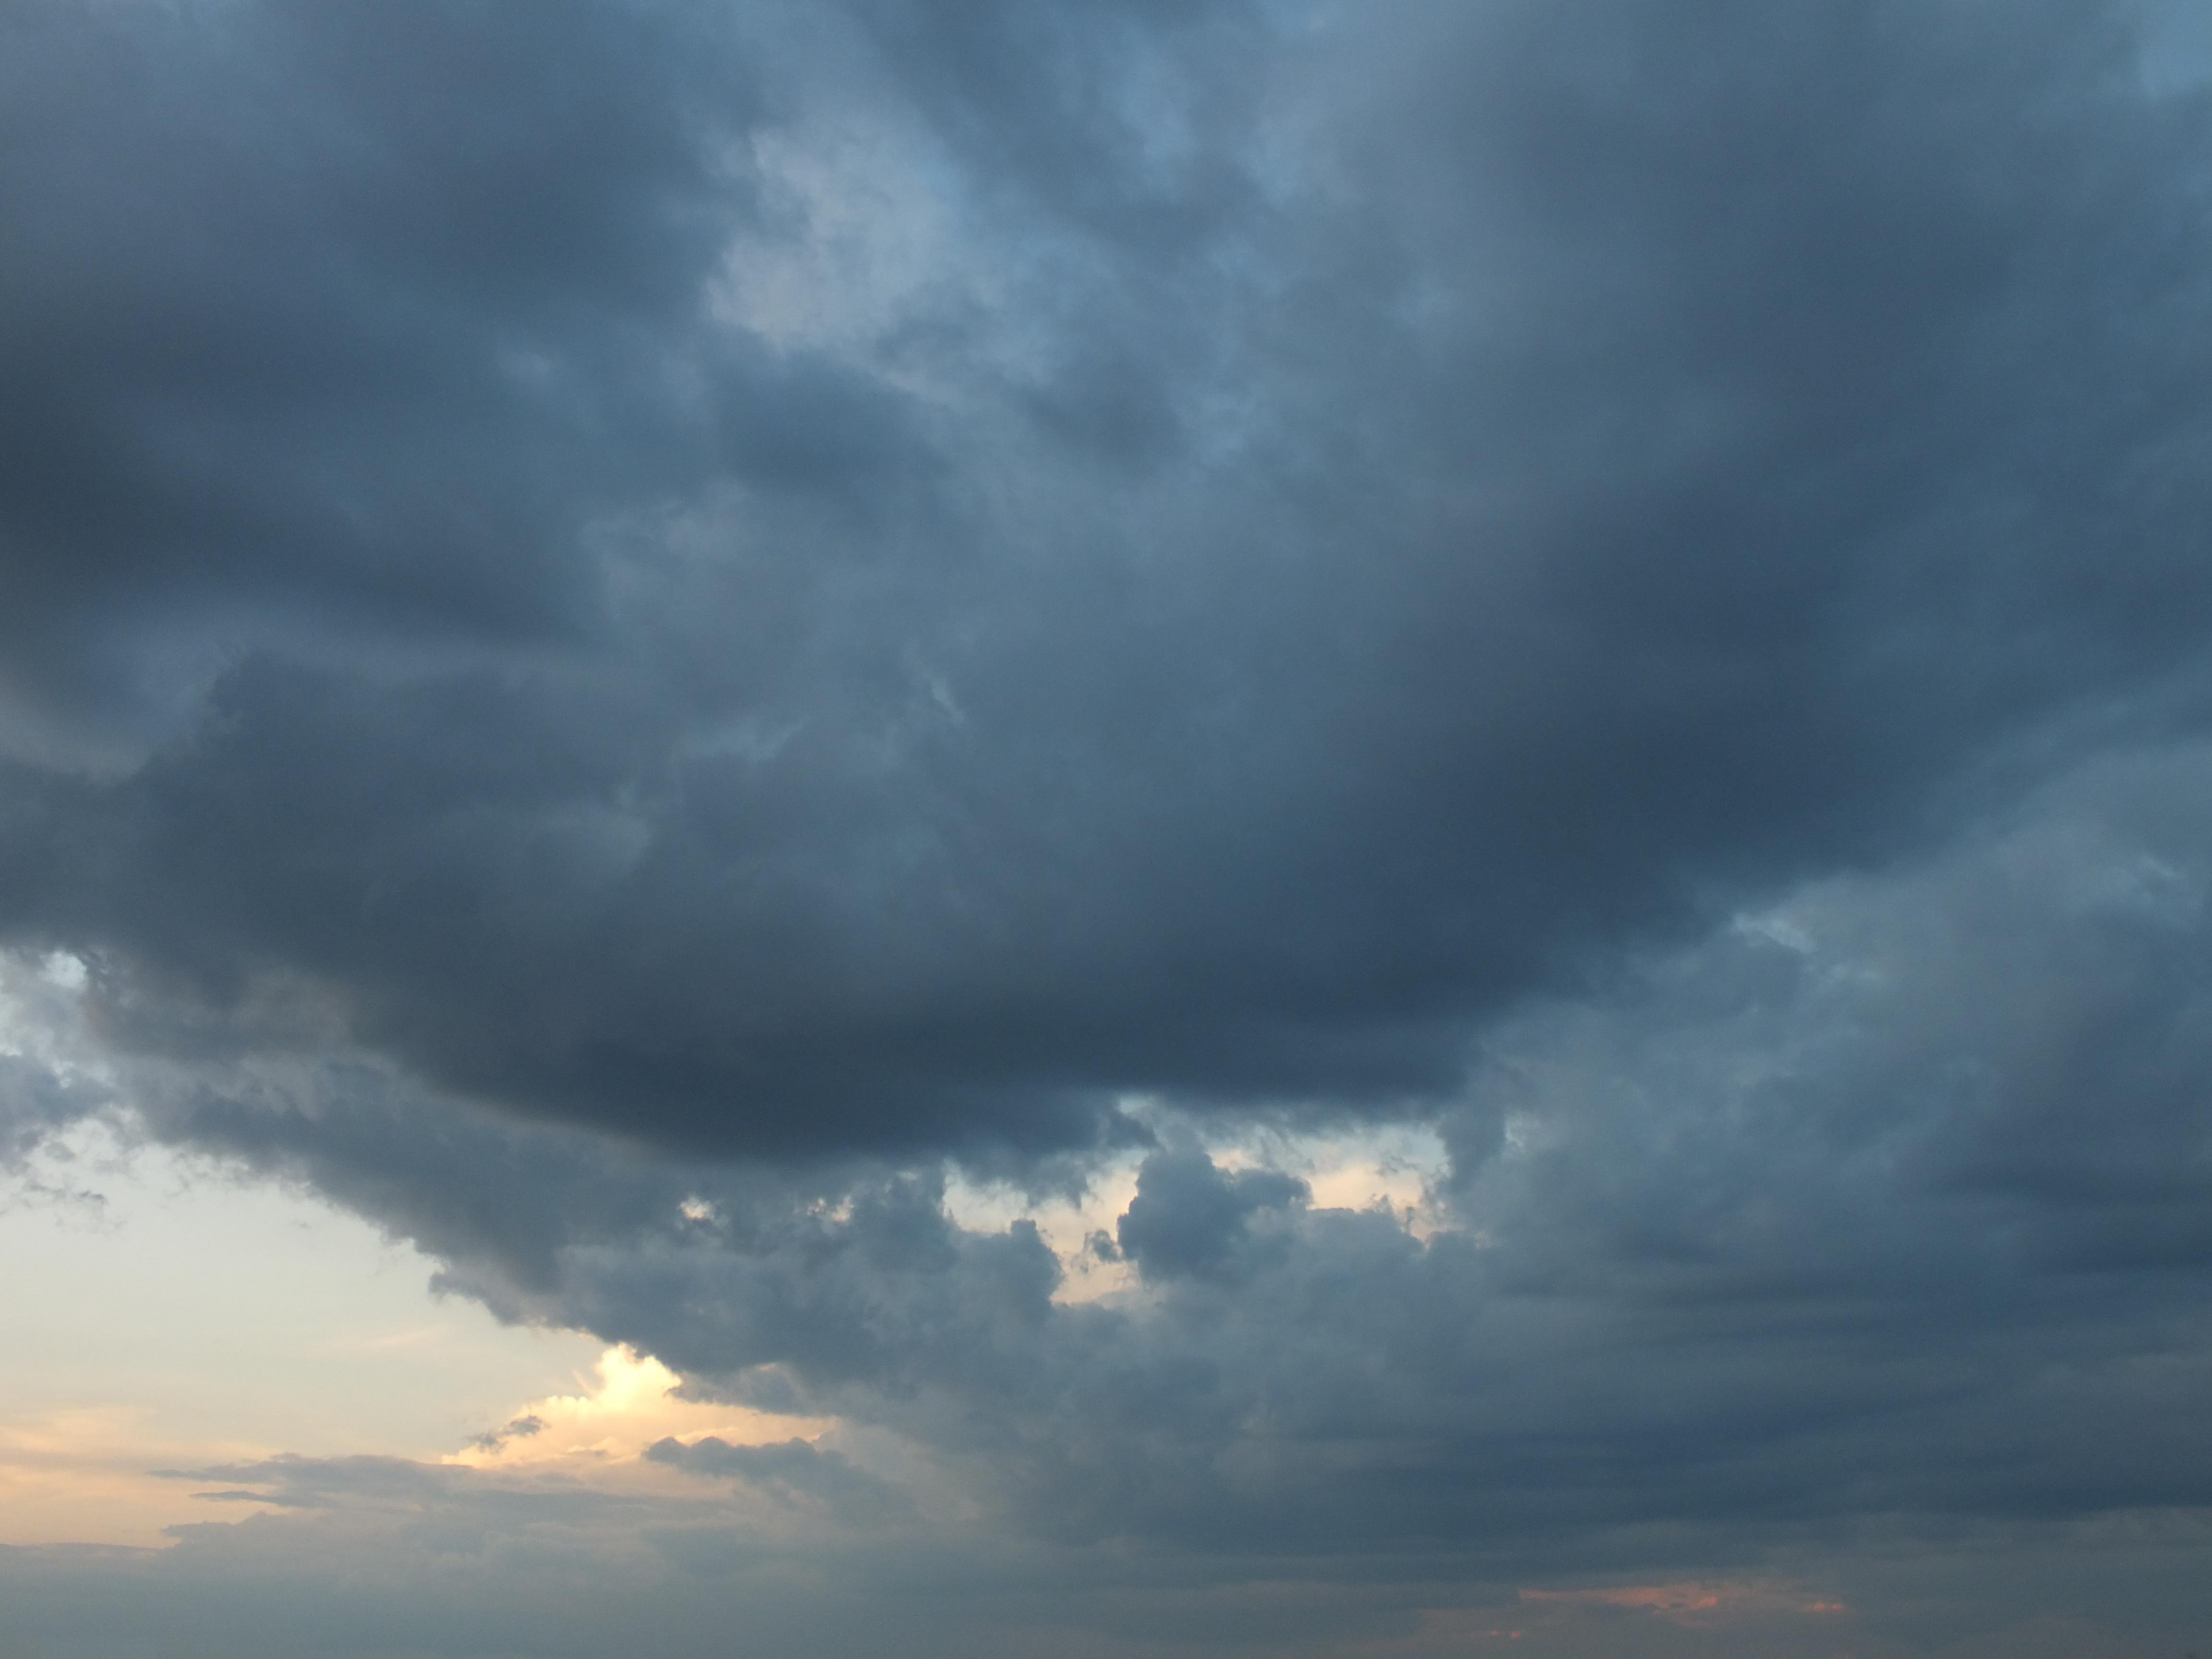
[444,1343,830,1473]
[1519,1581,1850,1623]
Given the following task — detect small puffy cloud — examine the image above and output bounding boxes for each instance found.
[1114,1146,1310,1281]
[465,1414,544,1454]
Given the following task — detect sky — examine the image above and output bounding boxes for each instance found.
[4,0,2212,1654]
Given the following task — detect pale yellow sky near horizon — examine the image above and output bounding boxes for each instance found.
[0,943,1447,1553]
[0,1114,1447,1550]
[0,1125,830,1546]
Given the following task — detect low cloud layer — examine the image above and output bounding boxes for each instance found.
[4,0,2212,1652]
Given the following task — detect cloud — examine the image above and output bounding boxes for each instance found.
[1112,1145,1308,1280]
[130,739,2206,1580]
[7,0,2212,1163]
[6,0,2212,1652]
[445,1343,830,1470]
[647,1432,918,1524]
[466,1413,545,1454]
[0,1456,2203,1659]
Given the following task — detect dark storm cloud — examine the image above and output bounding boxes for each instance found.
[0,2,751,701]
[40,731,2208,1579]
[389,746,2212,1567]
[8,0,2212,1647]
[7,0,2212,1162]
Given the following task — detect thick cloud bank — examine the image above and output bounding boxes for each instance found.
[4,0,2212,1653]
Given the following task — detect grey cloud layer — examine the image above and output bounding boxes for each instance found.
[15,743,2210,1599]
[5,0,2212,1650]
[3,1446,2208,1659]
[9,0,2212,1156]
[489,750,2212,1554]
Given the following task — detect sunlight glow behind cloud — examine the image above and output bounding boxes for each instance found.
[0,1125,604,1544]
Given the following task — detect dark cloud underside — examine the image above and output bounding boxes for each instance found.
[5,0,2211,1155]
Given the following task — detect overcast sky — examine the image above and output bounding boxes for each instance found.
[5,2,2212,1654]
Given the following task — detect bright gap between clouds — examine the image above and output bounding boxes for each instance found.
[0,1124,817,1547]
[943,1110,1454,1305]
